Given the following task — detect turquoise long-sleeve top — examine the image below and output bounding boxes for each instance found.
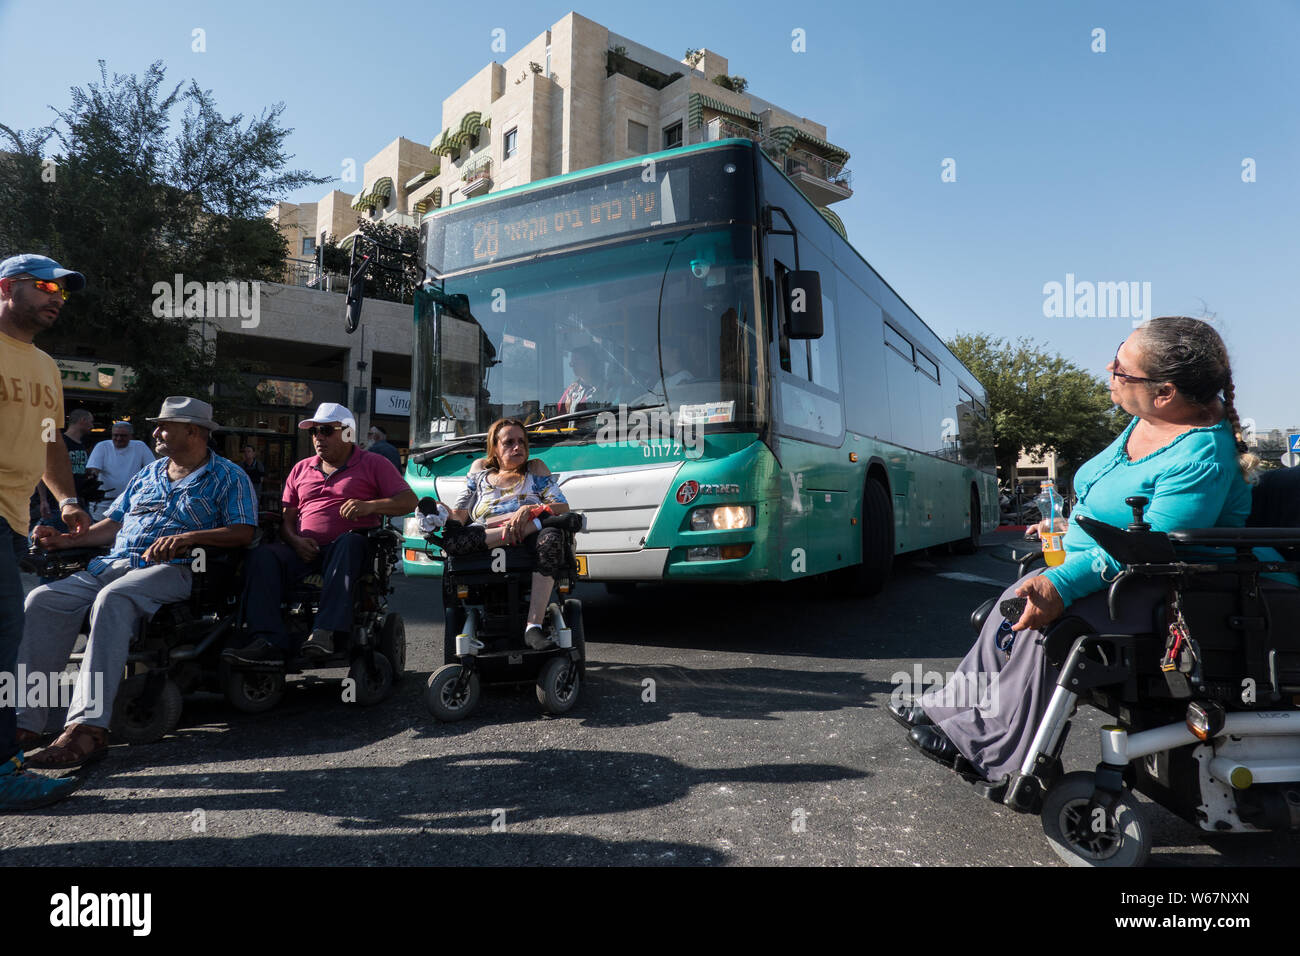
[1043,416,1253,606]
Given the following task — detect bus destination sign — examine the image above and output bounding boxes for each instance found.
[436,170,691,272]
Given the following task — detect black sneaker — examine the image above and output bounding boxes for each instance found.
[222,638,287,667]
[301,629,336,658]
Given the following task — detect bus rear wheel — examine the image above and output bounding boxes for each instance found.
[841,478,893,596]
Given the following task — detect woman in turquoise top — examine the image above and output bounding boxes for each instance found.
[897,317,1264,781]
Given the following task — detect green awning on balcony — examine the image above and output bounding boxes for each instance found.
[766,125,850,163]
[430,128,454,156]
[339,234,356,253]
[687,92,760,130]
[404,167,439,189]
[446,110,484,151]
[816,206,847,240]
[415,186,443,218]
[350,190,371,210]
[370,177,393,201]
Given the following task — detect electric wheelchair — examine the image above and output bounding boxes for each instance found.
[19,516,405,743]
[965,493,1300,866]
[412,498,588,721]
[221,514,406,714]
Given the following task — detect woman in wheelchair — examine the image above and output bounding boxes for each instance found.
[440,418,580,649]
[896,316,1271,782]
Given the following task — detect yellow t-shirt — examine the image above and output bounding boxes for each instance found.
[0,330,64,538]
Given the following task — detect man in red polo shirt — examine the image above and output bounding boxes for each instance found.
[224,403,416,665]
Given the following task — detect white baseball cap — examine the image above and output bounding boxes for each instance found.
[299,402,356,431]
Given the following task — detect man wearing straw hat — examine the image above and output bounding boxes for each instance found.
[16,396,257,770]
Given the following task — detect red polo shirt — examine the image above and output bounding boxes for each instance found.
[283,447,410,544]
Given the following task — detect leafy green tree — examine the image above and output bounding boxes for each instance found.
[0,60,329,418]
[947,333,1128,490]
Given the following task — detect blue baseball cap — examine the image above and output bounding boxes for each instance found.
[0,254,86,291]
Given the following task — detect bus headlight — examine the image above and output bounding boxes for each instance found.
[690,506,754,531]
[403,516,423,539]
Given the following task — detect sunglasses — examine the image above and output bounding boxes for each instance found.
[5,277,68,300]
[1110,343,1159,385]
[308,425,341,437]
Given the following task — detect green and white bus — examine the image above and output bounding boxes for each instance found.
[399,138,997,591]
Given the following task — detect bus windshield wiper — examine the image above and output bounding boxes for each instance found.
[410,404,667,465]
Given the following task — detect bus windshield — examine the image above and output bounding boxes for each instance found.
[411,223,763,447]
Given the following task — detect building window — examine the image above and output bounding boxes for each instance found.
[504,127,518,159]
[545,44,551,77]
[662,121,682,150]
[627,120,649,154]
[301,237,316,256]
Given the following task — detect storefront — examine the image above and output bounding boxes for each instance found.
[218,375,348,510]
[372,386,411,463]
[54,358,136,442]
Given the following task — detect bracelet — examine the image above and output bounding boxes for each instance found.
[58,498,80,510]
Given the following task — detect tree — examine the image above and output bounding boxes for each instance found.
[947,333,1128,490]
[319,216,419,305]
[0,60,329,418]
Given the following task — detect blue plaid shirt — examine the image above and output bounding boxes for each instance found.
[89,453,258,574]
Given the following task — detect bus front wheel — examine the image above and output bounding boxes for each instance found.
[842,478,893,596]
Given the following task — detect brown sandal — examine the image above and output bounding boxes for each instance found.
[14,728,53,750]
[26,724,109,770]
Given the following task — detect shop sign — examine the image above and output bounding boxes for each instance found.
[55,359,135,394]
[375,388,411,415]
[256,379,315,407]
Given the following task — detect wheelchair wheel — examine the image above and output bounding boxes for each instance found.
[224,668,286,714]
[425,664,480,721]
[111,674,183,744]
[378,613,406,682]
[536,656,581,715]
[348,653,393,706]
[1041,771,1151,867]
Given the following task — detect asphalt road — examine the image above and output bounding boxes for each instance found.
[5,531,1298,867]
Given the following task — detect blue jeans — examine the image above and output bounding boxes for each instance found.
[241,534,367,649]
[1,518,28,763]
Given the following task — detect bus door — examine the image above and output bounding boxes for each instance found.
[765,245,849,578]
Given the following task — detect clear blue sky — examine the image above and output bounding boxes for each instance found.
[2,0,1296,430]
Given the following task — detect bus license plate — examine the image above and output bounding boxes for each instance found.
[575,555,588,577]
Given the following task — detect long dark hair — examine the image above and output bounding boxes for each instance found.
[483,418,529,474]
[1133,316,1259,477]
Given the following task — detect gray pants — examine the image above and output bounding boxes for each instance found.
[16,558,191,732]
[920,571,1165,782]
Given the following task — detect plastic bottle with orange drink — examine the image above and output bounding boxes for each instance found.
[1036,479,1067,566]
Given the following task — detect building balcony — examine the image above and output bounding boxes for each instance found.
[762,143,853,205]
[689,116,762,145]
[462,158,492,196]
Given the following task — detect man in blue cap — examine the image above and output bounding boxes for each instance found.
[0,253,92,811]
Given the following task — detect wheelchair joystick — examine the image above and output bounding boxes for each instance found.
[417,496,449,534]
[1124,496,1150,532]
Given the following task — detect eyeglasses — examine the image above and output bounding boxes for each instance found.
[308,425,340,437]
[5,277,68,300]
[1110,343,1159,385]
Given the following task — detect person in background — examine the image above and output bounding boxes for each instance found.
[366,424,403,473]
[557,345,609,414]
[30,408,95,530]
[0,253,92,811]
[85,420,154,519]
[240,444,266,502]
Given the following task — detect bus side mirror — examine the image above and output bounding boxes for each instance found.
[783,270,823,340]
[344,264,367,334]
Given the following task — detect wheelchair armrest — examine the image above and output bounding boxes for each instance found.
[1041,615,1095,669]
[970,597,997,634]
[1167,526,1300,548]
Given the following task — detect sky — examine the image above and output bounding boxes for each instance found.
[2,0,1297,431]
